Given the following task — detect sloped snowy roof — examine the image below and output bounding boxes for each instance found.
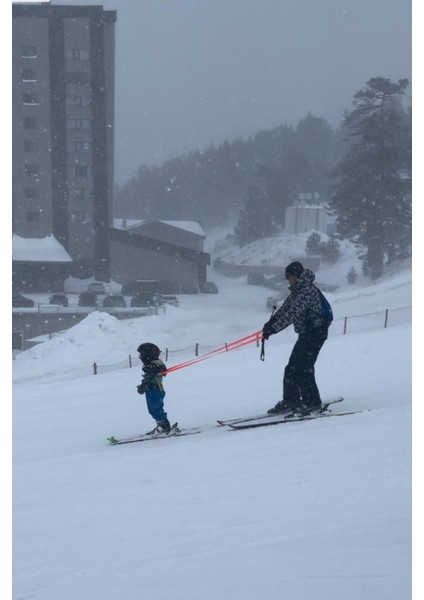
[113,219,205,237]
[12,234,73,263]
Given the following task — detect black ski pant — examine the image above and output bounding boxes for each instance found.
[283,327,328,410]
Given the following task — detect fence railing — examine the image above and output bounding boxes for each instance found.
[91,305,411,375]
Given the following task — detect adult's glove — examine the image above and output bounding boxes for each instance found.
[262,322,275,340]
[137,382,148,395]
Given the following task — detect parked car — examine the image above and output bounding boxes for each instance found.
[103,294,126,308]
[180,282,199,294]
[78,292,98,307]
[130,292,164,307]
[163,295,179,307]
[200,281,218,294]
[87,282,106,294]
[264,273,286,290]
[49,293,69,307]
[12,293,34,307]
[247,272,266,286]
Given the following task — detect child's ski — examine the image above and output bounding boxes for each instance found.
[107,423,201,445]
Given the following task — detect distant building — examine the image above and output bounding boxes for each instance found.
[12,233,73,292]
[12,2,116,287]
[285,204,336,235]
[111,220,210,291]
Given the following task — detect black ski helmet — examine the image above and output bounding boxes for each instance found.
[137,342,161,360]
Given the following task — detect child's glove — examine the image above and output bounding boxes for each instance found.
[137,382,148,395]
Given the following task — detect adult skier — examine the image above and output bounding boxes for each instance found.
[136,342,171,433]
[262,261,331,416]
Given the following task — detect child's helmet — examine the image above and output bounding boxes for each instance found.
[137,343,161,360]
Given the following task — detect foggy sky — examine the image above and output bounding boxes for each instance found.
[52,0,411,184]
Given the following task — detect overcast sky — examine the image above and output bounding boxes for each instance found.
[51,0,411,183]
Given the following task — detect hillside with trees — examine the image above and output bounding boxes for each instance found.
[114,77,411,279]
[114,113,343,229]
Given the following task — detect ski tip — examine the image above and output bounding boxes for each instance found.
[107,436,118,444]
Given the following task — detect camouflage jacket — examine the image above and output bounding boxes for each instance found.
[267,269,328,335]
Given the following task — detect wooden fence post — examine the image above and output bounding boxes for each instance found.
[195,343,199,356]
[343,317,347,335]
[129,354,132,368]
[384,309,389,328]
[93,362,97,375]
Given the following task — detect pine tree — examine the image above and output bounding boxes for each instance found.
[305,232,322,255]
[329,78,411,279]
[234,183,279,246]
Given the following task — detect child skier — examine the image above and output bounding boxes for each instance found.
[136,342,171,433]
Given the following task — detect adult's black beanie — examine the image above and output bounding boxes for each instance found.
[285,261,305,278]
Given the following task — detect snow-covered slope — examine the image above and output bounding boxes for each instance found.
[12,260,412,600]
[208,227,411,291]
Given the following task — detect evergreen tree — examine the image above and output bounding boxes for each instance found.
[329,77,411,279]
[305,232,322,255]
[234,182,279,246]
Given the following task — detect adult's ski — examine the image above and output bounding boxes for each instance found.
[226,409,364,430]
[107,423,201,445]
[217,396,344,426]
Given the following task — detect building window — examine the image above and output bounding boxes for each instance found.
[71,211,89,223]
[23,117,38,129]
[24,187,39,199]
[22,46,37,58]
[74,165,89,177]
[67,141,91,153]
[23,92,38,105]
[65,49,90,61]
[24,140,38,153]
[71,188,90,201]
[66,118,91,131]
[22,69,37,82]
[65,71,90,85]
[26,210,40,222]
[25,164,39,176]
[66,94,90,107]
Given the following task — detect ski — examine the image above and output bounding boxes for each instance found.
[107,423,201,445]
[217,396,344,426]
[226,409,364,430]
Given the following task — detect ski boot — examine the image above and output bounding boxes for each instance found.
[156,419,171,434]
[267,401,292,415]
[293,403,328,417]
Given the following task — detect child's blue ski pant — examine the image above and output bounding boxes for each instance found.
[145,389,167,423]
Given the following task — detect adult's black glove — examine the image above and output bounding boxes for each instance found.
[262,322,275,340]
[137,382,148,395]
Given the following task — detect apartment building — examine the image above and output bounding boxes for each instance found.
[12,2,116,287]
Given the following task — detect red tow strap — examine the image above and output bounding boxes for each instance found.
[163,330,264,375]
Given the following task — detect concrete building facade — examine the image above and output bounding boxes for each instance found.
[12,2,116,284]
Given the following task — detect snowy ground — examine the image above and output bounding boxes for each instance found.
[11,256,412,600]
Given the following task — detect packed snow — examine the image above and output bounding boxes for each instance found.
[12,234,73,263]
[12,236,412,600]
